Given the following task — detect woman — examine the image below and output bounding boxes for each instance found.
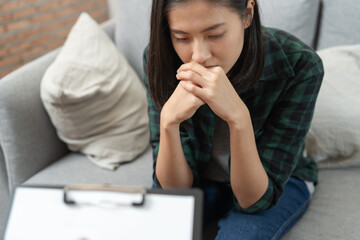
[143,0,324,239]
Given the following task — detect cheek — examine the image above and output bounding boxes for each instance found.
[221,34,244,70]
[233,32,245,56]
[212,45,241,72]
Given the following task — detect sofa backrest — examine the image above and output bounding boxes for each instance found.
[258,0,321,49]
[258,0,360,50]
[114,0,152,78]
[316,0,360,50]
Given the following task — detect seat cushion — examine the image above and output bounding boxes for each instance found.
[283,168,360,240]
[24,146,153,188]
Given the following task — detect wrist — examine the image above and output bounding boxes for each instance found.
[160,110,180,130]
[227,108,251,131]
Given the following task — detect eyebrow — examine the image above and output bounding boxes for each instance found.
[170,23,225,34]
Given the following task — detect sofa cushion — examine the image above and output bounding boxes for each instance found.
[41,12,150,170]
[114,0,152,77]
[24,146,153,188]
[257,0,320,48]
[305,44,360,168]
[283,168,360,240]
[317,0,360,50]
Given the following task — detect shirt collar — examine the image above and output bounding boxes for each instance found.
[233,28,296,101]
[259,28,295,81]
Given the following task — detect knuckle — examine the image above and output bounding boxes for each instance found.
[207,90,215,99]
[185,82,194,91]
[188,71,195,79]
[209,74,218,82]
[214,66,222,73]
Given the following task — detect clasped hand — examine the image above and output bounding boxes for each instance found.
[162,62,248,126]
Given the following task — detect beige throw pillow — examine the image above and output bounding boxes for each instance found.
[41,12,149,170]
[305,44,360,168]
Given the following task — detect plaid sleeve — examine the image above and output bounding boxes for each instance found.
[235,51,324,214]
[141,47,200,188]
[141,47,161,188]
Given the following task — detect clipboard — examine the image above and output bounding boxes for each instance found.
[3,184,203,240]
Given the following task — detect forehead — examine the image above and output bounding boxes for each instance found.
[167,1,238,31]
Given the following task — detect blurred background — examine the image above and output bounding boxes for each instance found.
[0,0,113,78]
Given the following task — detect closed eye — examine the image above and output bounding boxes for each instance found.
[175,37,189,42]
[209,33,225,40]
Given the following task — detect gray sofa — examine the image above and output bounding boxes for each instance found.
[1,0,360,239]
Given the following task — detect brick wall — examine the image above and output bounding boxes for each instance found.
[0,0,109,78]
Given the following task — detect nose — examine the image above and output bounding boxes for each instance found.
[191,39,211,64]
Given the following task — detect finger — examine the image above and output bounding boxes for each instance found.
[180,80,207,101]
[176,70,206,87]
[207,65,224,75]
[177,62,212,79]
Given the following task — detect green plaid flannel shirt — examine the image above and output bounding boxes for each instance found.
[142,27,324,214]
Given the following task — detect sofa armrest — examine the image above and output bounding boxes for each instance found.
[0,146,9,235]
[0,48,70,194]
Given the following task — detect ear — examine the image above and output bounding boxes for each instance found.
[244,0,255,29]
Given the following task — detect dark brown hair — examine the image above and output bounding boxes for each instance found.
[147,0,264,109]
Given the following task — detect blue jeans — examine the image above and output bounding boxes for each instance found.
[202,177,311,240]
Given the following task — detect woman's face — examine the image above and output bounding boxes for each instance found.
[167,1,252,74]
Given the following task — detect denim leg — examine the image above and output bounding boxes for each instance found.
[215,177,311,240]
[202,181,233,226]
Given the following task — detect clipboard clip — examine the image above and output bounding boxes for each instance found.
[63,184,146,207]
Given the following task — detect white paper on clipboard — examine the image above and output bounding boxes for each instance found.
[4,185,203,240]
